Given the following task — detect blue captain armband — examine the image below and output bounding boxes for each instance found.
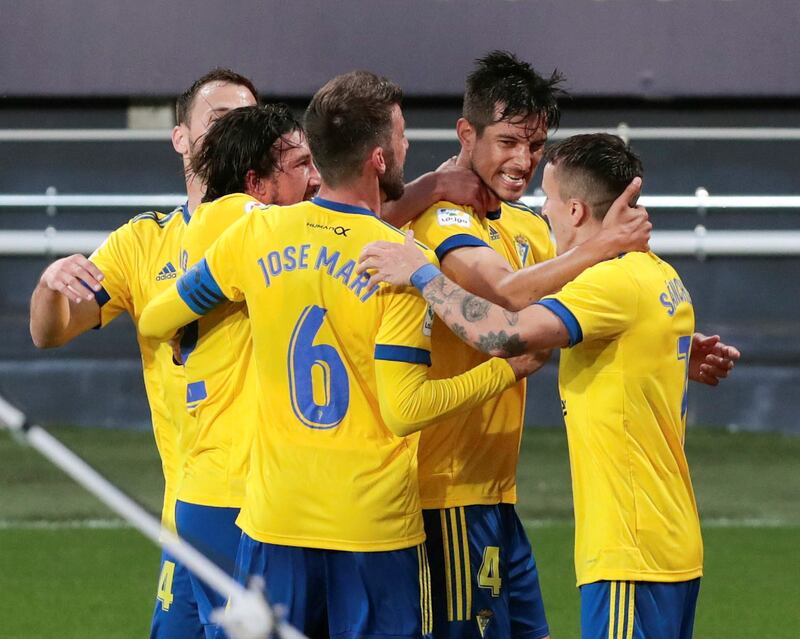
[177,258,227,315]
[410,263,442,292]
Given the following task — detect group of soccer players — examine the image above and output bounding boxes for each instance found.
[29,51,739,639]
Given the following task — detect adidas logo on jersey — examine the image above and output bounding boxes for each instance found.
[156,262,178,281]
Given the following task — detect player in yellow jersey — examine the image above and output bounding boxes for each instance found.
[390,51,652,639]
[165,103,321,637]
[359,133,741,639]
[28,69,259,639]
[139,70,546,639]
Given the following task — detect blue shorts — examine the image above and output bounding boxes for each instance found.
[422,504,549,639]
[580,579,701,639]
[149,549,204,639]
[175,500,242,638]
[226,533,433,639]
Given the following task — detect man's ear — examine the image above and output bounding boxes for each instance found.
[456,118,476,153]
[569,199,592,227]
[172,124,189,156]
[244,169,262,197]
[370,146,386,176]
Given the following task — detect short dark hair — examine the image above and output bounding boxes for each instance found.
[191,104,301,202]
[463,50,565,135]
[175,68,259,125]
[543,133,643,219]
[304,71,403,187]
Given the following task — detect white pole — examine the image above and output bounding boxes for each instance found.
[0,393,306,639]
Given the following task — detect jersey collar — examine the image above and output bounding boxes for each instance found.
[181,202,191,224]
[311,196,376,217]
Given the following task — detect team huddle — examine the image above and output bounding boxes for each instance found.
[30,52,739,639]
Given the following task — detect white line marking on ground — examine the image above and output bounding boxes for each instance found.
[521,518,797,529]
[0,519,130,530]
[0,518,796,531]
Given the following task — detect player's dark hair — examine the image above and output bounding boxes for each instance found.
[304,70,403,187]
[543,133,643,219]
[463,50,565,135]
[176,68,259,125]
[191,104,301,203]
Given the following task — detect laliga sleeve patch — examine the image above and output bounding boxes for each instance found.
[437,208,471,228]
[244,201,271,213]
[422,304,434,336]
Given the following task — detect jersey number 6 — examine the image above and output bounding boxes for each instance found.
[288,305,350,429]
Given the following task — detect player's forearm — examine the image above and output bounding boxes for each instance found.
[139,285,201,341]
[30,284,71,348]
[376,357,517,437]
[496,235,618,310]
[412,265,555,357]
[380,172,440,228]
[29,284,99,348]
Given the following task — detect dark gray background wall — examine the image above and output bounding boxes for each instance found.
[1,101,798,434]
[2,0,799,98]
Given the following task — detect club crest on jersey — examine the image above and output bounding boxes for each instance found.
[437,208,471,228]
[155,262,178,281]
[514,235,530,264]
[476,609,494,637]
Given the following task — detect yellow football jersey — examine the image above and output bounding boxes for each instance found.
[409,201,555,509]
[90,205,192,531]
[170,197,515,551]
[177,193,267,508]
[538,252,702,586]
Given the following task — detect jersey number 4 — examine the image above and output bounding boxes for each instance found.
[288,305,350,429]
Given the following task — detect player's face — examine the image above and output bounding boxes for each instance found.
[184,81,257,156]
[268,129,321,205]
[541,163,575,255]
[379,104,408,202]
[468,108,546,202]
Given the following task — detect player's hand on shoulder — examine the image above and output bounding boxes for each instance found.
[601,177,652,255]
[39,254,105,304]
[506,348,551,380]
[434,157,492,219]
[689,332,741,386]
[357,230,431,288]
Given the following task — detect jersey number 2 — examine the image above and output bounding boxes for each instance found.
[288,305,350,429]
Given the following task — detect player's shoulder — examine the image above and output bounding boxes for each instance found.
[193,193,267,222]
[109,205,184,246]
[414,200,480,230]
[368,215,437,263]
[502,199,551,229]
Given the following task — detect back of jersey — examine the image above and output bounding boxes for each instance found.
[203,197,436,552]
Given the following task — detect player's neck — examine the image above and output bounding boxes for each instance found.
[573,219,604,250]
[316,178,382,216]
[455,149,502,211]
[185,172,204,216]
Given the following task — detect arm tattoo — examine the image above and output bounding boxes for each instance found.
[450,322,468,342]
[476,331,529,357]
[503,310,519,326]
[461,294,490,323]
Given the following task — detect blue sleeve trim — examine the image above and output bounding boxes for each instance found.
[374,344,432,366]
[434,234,489,262]
[536,298,584,347]
[410,263,441,292]
[177,258,226,315]
[80,280,110,307]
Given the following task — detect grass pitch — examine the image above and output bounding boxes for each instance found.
[1,426,798,638]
